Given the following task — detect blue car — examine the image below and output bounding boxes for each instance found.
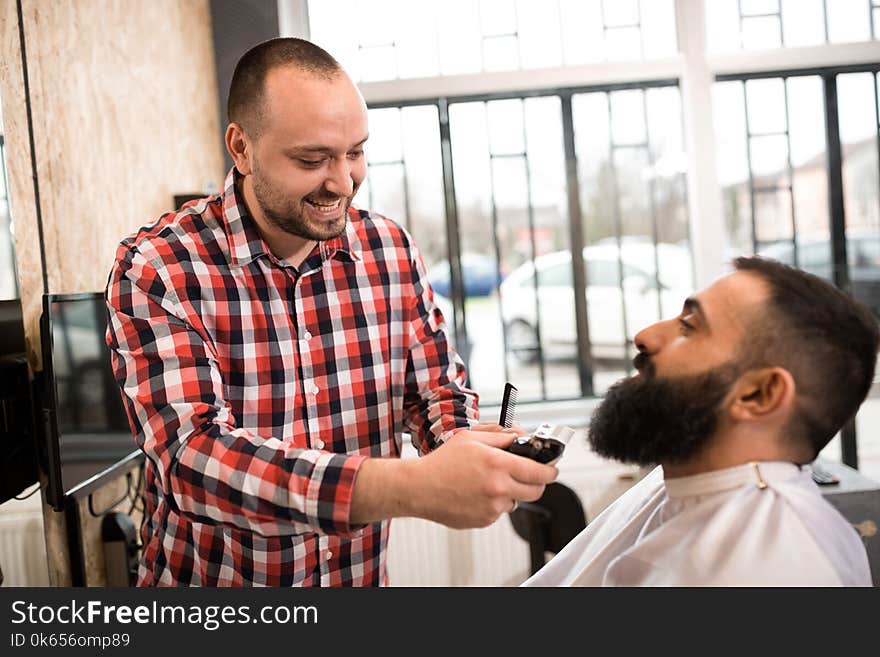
[427,253,504,298]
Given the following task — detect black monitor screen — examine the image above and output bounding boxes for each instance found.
[41,293,141,509]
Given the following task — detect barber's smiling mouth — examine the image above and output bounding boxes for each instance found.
[305,197,344,217]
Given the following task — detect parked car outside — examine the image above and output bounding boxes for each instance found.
[758,232,880,318]
[499,241,693,364]
[426,252,505,298]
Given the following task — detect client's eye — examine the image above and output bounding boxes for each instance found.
[678,316,695,334]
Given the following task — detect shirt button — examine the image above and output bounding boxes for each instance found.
[314,439,325,449]
[303,331,312,341]
[310,384,320,395]
[325,551,333,560]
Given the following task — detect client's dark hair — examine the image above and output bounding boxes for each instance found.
[227,37,342,136]
[734,256,879,459]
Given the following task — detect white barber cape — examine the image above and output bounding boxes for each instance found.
[523,461,871,586]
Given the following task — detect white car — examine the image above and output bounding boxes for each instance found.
[499,241,693,364]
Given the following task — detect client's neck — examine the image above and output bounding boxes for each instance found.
[661,427,807,479]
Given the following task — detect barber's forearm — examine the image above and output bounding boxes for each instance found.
[349,457,421,525]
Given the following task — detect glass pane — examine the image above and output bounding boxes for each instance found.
[754,189,794,243]
[360,45,397,82]
[838,73,880,318]
[517,0,563,69]
[395,2,440,79]
[524,97,567,249]
[827,0,872,43]
[640,0,678,58]
[749,134,791,187]
[573,86,689,391]
[706,0,745,52]
[787,76,826,168]
[605,26,643,61]
[645,86,691,301]
[602,0,639,26]
[487,99,525,155]
[308,0,361,79]
[713,81,751,254]
[740,0,780,15]
[366,108,403,163]
[524,97,578,400]
[787,76,829,252]
[742,15,783,49]
[482,35,520,72]
[367,163,407,223]
[573,93,613,248]
[560,0,605,65]
[610,90,647,146]
[437,0,483,75]
[449,102,505,402]
[781,0,826,47]
[746,78,787,135]
[401,106,447,270]
[479,0,518,36]
[614,147,652,238]
[355,0,397,46]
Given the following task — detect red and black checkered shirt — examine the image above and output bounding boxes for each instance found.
[105,168,478,586]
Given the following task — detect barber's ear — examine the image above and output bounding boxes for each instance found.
[729,367,796,421]
[225,123,254,176]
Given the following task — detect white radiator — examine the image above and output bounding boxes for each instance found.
[386,515,530,587]
[0,493,50,587]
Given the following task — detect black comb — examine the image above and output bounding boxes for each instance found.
[499,383,518,429]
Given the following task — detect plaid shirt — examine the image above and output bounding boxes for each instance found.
[106,168,478,586]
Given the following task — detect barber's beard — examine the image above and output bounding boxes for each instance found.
[251,165,353,242]
[587,360,741,467]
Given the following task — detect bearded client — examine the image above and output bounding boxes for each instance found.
[524,257,877,587]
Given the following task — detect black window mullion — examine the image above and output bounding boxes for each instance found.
[437,99,469,368]
[823,73,859,469]
[561,93,594,397]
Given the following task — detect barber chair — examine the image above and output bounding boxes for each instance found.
[509,482,587,576]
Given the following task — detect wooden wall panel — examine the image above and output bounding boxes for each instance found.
[7,0,224,367]
[0,0,225,585]
[0,0,42,368]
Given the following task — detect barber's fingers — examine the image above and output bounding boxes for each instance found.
[503,453,559,485]
[456,428,516,449]
[471,421,523,435]
[508,481,548,504]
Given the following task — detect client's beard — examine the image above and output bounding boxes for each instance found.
[587,358,741,467]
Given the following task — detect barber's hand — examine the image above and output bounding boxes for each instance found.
[409,429,558,529]
[470,421,527,436]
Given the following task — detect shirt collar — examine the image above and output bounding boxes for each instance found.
[662,461,803,499]
[220,167,362,268]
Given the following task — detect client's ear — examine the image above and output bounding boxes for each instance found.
[729,367,796,421]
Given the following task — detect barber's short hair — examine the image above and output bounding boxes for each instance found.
[734,255,879,459]
[227,37,342,136]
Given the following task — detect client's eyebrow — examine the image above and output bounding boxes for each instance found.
[683,297,709,329]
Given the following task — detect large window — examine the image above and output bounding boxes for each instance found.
[706,0,880,51]
[308,0,678,82]
[304,0,880,474]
